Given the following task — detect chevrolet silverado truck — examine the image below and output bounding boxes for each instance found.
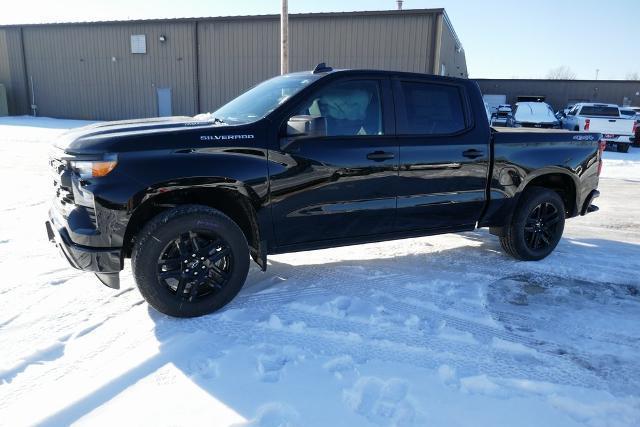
[562,103,635,153]
[46,65,604,317]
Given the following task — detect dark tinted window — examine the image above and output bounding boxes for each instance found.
[579,106,619,117]
[399,82,466,135]
[295,80,383,137]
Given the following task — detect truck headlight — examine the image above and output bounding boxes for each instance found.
[70,154,118,179]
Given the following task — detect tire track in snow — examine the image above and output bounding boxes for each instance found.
[183,311,609,391]
[223,265,640,394]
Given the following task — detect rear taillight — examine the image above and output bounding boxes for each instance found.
[584,119,590,131]
[597,139,606,175]
[633,120,638,135]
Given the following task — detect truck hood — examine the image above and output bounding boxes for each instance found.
[55,116,252,154]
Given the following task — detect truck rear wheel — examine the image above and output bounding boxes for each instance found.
[132,205,249,317]
[499,187,565,261]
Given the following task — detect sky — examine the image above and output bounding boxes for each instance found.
[1,0,638,80]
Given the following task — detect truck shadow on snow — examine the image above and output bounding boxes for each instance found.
[36,232,640,426]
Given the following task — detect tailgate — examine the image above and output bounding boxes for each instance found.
[587,117,634,135]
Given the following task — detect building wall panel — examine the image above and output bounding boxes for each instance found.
[289,13,435,76]
[197,18,279,113]
[438,17,467,78]
[21,22,197,120]
[0,28,29,115]
[1,10,459,119]
[197,12,437,112]
[475,79,640,111]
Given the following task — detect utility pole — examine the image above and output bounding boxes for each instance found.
[281,0,289,74]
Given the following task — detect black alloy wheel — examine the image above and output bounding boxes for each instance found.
[157,231,233,302]
[523,202,561,251]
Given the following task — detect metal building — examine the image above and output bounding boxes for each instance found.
[475,79,640,111]
[0,9,467,120]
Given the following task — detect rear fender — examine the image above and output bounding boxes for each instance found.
[483,167,580,231]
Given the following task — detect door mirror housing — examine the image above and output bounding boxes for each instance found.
[286,115,327,138]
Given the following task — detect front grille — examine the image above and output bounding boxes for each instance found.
[50,155,72,202]
[55,187,74,205]
[86,206,97,227]
[521,123,556,129]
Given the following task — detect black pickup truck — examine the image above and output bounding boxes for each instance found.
[46,65,603,317]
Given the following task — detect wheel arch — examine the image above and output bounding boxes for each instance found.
[123,180,264,265]
[488,169,579,237]
[519,170,579,217]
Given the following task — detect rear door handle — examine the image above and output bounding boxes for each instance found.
[366,151,395,161]
[462,149,484,159]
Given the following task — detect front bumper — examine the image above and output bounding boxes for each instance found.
[46,212,122,289]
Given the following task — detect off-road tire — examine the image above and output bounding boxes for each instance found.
[500,187,566,261]
[132,205,249,317]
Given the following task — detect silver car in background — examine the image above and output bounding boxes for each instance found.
[511,102,560,128]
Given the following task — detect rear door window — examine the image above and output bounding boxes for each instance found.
[397,81,466,135]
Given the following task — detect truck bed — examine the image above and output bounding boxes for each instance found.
[492,127,573,134]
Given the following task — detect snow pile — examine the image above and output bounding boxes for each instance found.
[0,116,639,426]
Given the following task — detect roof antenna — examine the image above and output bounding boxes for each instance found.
[313,62,333,74]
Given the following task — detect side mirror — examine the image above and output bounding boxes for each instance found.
[281,115,328,150]
[286,115,327,138]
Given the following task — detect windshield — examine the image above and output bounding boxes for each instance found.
[514,102,556,123]
[205,74,320,124]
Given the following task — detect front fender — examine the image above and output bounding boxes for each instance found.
[88,148,271,250]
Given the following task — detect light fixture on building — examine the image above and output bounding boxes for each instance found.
[159,35,167,42]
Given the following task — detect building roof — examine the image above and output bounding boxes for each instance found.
[0,8,444,28]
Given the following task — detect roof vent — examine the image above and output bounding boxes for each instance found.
[313,62,333,74]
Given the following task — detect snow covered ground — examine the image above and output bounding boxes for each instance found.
[0,116,639,427]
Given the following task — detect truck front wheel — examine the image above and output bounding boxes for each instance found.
[132,205,250,317]
[499,187,566,261]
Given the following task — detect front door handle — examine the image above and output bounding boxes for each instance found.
[462,149,484,159]
[367,151,395,161]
